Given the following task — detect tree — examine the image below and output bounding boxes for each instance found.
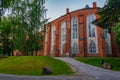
[99,0,120,46]
[113,22,120,46]
[10,0,47,55]
[0,17,13,56]
[0,0,14,21]
[0,0,47,56]
[0,0,16,56]
[99,0,120,29]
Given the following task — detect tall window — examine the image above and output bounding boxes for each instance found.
[61,22,66,54]
[61,22,66,41]
[87,14,98,54]
[72,17,78,39]
[51,27,55,43]
[72,43,78,54]
[104,29,111,54]
[51,26,56,52]
[88,15,96,37]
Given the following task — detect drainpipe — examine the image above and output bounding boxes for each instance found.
[48,23,52,56]
[69,13,72,57]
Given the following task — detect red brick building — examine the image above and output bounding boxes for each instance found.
[44,2,120,57]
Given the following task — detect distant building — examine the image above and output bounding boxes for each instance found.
[44,2,120,57]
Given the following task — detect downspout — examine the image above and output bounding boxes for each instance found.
[48,23,51,56]
[69,13,72,57]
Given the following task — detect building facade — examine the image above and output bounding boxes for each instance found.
[44,2,120,57]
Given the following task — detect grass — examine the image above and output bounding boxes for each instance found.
[0,56,73,76]
[76,57,120,71]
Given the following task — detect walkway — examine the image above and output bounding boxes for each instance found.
[56,57,120,80]
[0,73,96,80]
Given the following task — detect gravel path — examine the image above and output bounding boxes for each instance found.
[55,57,120,80]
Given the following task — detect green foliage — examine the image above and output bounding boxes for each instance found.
[1,0,14,8]
[76,57,120,71]
[99,0,120,28]
[113,22,120,46]
[11,0,47,55]
[0,0,48,55]
[99,0,120,46]
[0,0,15,21]
[0,56,73,75]
[0,17,14,56]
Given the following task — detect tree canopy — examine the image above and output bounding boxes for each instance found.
[99,0,120,46]
[99,0,120,29]
[0,0,47,56]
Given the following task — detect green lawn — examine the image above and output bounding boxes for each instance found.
[76,57,120,71]
[0,56,73,75]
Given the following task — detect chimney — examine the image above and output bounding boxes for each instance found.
[66,8,69,14]
[93,2,97,8]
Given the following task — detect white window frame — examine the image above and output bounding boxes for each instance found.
[61,21,66,54]
[71,17,78,39]
[51,26,56,53]
[87,14,98,54]
[71,17,79,54]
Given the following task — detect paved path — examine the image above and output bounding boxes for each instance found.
[0,74,96,80]
[56,57,120,80]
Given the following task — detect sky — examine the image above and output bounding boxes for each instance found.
[45,0,106,21]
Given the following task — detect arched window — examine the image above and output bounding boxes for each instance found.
[87,14,98,54]
[72,43,78,54]
[71,17,78,39]
[61,22,66,41]
[61,21,66,54]
[51,27,55,43]
[87,14,96,37]
[103,29,111,54]
[51,26,56,52]
[89,40,96,54]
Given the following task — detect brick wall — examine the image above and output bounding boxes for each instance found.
[44,2,120,57]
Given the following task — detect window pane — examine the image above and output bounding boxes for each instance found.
[72,43,78,54]
[61,22,66,41]
[72,17,78,39]
[89,41,96,54]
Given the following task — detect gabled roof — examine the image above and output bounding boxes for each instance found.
[50,7,101,23]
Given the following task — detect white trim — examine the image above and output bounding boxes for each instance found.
[71,17,79,54]
[87,14,98,54]
[51,26,56,53]
[61,21,66,54]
